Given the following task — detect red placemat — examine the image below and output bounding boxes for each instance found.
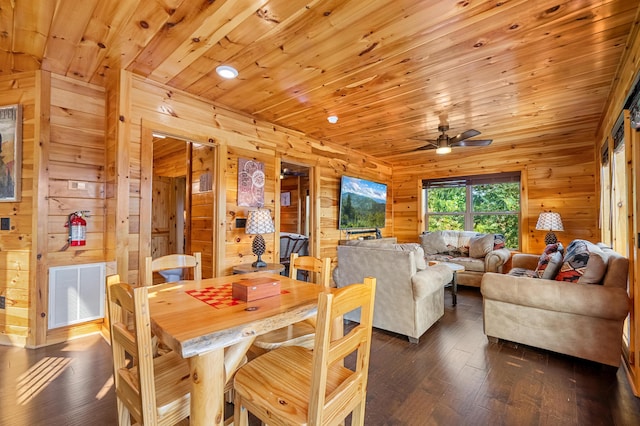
[186,283,289,309]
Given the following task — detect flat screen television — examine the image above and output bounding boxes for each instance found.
[338,175,387,230]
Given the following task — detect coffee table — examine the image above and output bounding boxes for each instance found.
[439,262,465,306]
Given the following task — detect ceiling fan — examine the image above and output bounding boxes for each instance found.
[410,124,492,154]
[280,167,308,179]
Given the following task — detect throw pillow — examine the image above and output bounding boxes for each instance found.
[577,250,609,285]
[419,232,448,255]
[535,243,564,279]
[493,233,506,250]
[469,234,495,258]
[541,250,564,279]
[555,239,602,283]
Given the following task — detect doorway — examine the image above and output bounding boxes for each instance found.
[280,161,310,236]
[279,161,313,276]
[151,134,216,278]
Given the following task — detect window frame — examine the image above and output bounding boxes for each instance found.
[423,172,521,249]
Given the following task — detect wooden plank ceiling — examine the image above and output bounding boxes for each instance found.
[2,0,638,165]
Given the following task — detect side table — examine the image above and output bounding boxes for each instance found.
[437,262,465,306]
[232,263,285,275]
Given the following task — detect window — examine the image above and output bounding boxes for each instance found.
[423,172,521,249]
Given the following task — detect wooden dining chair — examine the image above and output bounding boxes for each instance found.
[106,274,191,426]
[251,253,332,353]
[143,252,202,286]
[233,277,376,426]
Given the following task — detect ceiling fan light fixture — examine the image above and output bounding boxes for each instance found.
[216,65,238,79]
[436,146,452,155]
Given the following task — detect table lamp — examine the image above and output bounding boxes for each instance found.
[245,208,275,267]
[535,211,564,245]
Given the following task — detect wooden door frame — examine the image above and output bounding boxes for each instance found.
[275,157,317,258]
[140,120,221,280]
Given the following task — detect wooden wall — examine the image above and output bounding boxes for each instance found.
[280,176,304,234]
[113,72,393,284]
[392,137,599,255]
[594,20,640,395]
[0,72,36,346]
[190,143,215,278]
[0,71,107,347]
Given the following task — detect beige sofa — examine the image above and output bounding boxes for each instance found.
[334,240,453,343]
[480,243,630,366]
[420,230,511,287]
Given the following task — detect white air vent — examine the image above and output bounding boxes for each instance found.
[48,263,106,329]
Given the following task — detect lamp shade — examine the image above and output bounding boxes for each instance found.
[245,209,275,235]
[535,212,564,231]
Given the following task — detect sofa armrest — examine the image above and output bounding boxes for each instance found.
[485,248,511,272]
[481,272,630,320]
[411,265,452,300]
[512,253,539,270]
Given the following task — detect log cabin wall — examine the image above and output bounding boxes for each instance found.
[0,72,37,346]
[44,74,107,345]
[113,71,392,282]
[593,20,640,396]
[391,138,598,256]
[0,71,107,347]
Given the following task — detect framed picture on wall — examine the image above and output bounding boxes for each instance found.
[281,191,291,207]
[237,158,265,207]
[0,104,21,202]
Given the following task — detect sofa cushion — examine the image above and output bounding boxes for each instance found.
[535,243,564,279]
[555,239,606,284]
[424,254,454,263]
[447,257,485,273]
[470,234,495,258]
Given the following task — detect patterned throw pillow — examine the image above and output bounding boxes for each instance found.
[555,240,602,283]
[493,234,506,250]
[535,243,564,279]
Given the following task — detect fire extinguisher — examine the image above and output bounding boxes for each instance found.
[66,211,89,246]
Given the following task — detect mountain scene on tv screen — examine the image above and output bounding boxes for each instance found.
[340,178,386,229]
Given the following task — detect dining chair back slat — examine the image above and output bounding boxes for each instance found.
[107,274,191,426]
[233,277,376,425]
[143,252,202,286]
[251,254,332,353]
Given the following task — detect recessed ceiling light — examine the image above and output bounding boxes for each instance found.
[327,115,338,124]
[216,65,238,79]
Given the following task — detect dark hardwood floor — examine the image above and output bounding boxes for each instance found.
[2,287,640,425]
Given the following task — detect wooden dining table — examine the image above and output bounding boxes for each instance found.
[147,271,333,426]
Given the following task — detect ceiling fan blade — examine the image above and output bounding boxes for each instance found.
[450,139,493,147]
[416,144,436,151]
[448,129,480,144]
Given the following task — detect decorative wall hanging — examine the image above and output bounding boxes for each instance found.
[0,104,21,202]
[237,158,265,207]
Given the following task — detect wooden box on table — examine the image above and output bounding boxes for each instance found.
[232,277,281,301]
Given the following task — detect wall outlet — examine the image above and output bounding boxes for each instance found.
[0,217,9,230]
[0,295,5,309]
